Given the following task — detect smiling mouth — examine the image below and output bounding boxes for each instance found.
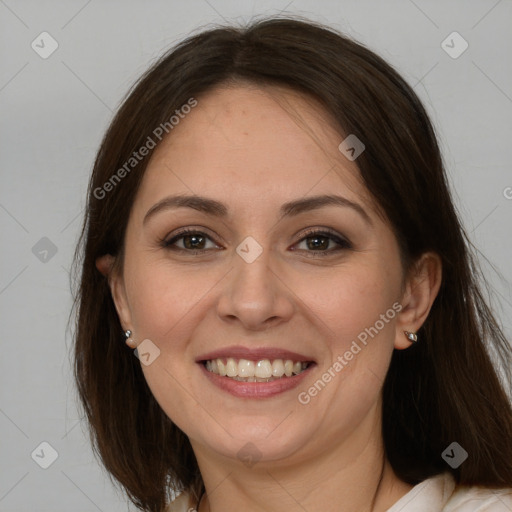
[203,357,313,382]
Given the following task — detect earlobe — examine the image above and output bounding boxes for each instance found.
[394,252,442,350]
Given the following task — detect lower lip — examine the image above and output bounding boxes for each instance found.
[199,363,315,398]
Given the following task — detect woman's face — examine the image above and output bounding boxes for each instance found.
[110,84,410,467]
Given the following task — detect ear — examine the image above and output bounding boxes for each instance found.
[96,254,133,332]
[96,254,114,276]
[394,252,442,350]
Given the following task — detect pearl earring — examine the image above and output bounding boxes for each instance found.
[124,330,137,348]
[404,330,418,343]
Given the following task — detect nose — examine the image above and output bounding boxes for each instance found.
[216,243,295,332]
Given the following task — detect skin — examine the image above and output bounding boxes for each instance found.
[97,84,442,512]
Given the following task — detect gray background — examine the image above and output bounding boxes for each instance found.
[1,1,511,510]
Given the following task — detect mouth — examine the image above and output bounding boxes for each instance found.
[196,346,316,398]
[203,357,312,382]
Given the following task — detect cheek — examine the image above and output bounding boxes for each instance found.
[294,260,399,342]
[122,258,215,426]
[124,255,215,340]
[293,258,400,407]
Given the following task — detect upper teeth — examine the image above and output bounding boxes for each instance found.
[205,358,308,379]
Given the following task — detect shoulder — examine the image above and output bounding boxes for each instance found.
[165,490,196,512]
[444,484,512,511]
[386,472,512,512]
[166,479,512,511]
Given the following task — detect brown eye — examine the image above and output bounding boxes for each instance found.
[162,229,220,253]
[293,229,351,256]
[181,233,206,250]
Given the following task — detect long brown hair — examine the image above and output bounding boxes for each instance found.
[71,16,512,512]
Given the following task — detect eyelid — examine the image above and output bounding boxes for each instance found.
[295,226,347,241]
[292,226,352,248]
[162,227,221,248]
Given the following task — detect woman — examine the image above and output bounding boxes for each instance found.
[72,16,512,512]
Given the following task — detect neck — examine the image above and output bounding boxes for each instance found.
[192,408,413,512]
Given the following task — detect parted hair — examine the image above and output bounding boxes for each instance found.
[71,16,512,512]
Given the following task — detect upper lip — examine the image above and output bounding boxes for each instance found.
[196,345,315,363]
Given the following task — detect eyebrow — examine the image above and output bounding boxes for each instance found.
[143,193,373,226]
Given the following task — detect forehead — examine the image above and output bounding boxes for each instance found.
[133,84,377,220]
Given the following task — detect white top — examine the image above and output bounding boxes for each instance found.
[166,472,512,511]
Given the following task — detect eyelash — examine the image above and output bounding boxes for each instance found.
[160,227,352,257]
